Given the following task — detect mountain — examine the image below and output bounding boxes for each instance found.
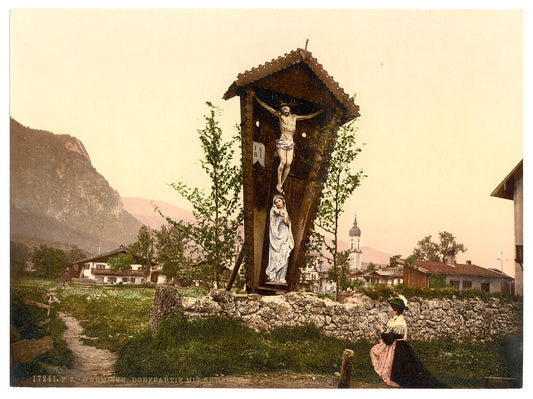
[121,197,195,230]
[10,118,143,254]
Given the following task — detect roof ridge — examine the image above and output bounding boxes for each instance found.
[223,48,359,120]
[414,259,512,278]
[73,245,131,264]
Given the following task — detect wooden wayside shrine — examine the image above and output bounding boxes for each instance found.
[224,48,360,294]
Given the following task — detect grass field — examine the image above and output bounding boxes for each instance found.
[114,313,522,388]
[10,279,523,388]
[56,284,156,352]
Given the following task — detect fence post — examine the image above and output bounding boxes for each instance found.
[337,348,354,388]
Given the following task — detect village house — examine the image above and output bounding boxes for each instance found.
[318,270,336,294]
[67,245,165,285]
[347,270,365,285]
[299,262,321,293]
[363,267,404,286]
[403,253,514,294]
[491,159,523,296]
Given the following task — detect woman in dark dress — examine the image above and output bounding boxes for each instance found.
[370,296,447,388]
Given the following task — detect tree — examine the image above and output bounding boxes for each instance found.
[389,255,402,268]
[11,241,31,277]
[412,231,467,262]
[351,278,366,290]
[31,244,70,280]
[129,225,155,281]
[312,112,365,301]
[412,236,440,262]
[155,224,191,284]
[327,250,352,292]
[159,103,243,288]
[364,262,376,273]
[437,231,467,262]
[67,246,89,263]
[428,273,448,288]
[108,253,134,271]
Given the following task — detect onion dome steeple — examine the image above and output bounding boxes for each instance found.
[349,214,361,237]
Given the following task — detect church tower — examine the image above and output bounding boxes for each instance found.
[349,214,362,271]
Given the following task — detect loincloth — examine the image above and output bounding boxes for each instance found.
[275,139,295,151]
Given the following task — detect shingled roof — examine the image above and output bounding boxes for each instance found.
[223,48,360,122]
[73,245,131,264]
[411,260,513,279]
[365,268,404,278]
[71,245,151,266]
[491,159,523,200]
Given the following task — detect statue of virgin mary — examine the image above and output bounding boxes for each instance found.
[266,194,294,284]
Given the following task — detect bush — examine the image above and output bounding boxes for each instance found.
[359,284,522,305]
[317,293,336,301]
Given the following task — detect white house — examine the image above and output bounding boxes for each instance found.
[363,268,404,286]
[68,245,165,285]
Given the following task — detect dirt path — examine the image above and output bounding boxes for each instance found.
[22,311,384,388]
[57,312,116,378]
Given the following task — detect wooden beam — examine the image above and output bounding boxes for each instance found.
[10,325,20,343]
[241,87,257,292]
[11,337,54,366]
[24,299,50,310]
[225,246,245,291]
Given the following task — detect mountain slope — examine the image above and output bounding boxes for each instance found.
[121,197,195,229]
[10,118,142,254]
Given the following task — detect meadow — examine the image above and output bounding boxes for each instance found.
[10,278,523,388]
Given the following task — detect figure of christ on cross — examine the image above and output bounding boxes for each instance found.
[252,90,323,194]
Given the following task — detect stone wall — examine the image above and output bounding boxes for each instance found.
[150,286,522,342]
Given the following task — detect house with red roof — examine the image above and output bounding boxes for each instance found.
[403,255,514,294]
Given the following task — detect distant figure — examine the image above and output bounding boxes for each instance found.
[252,90,323,194]
[266,195,294,284]
[370,296,448,388]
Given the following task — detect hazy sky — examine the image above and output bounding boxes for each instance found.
[9,8,523,276]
